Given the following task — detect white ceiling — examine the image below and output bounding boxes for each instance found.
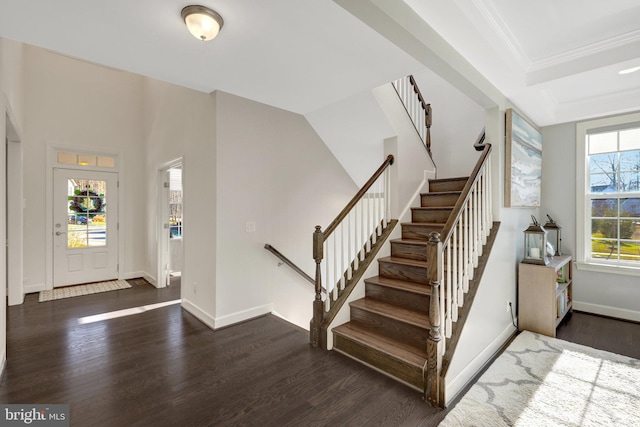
[0,0,638,126]
[404,0,640,125]
[0,0,421,115]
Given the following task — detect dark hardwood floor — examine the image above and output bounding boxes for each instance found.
[556,310,640,359]
[1,281,639,426]
[0,279,445,426]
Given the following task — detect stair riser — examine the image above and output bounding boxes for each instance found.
[401,224,444,240]
[365,282,430,313]
[421,193,460,207]
[379,260,428,284]
[411,208,452,223]
[333,334,423,389]
[429,179,466,192]
[391,241,427,261]
[350,307,429,350]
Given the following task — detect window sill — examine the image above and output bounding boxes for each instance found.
[575,261,640,277]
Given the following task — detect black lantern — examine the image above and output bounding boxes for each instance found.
[544,214,562,256]
[523,215,549,265]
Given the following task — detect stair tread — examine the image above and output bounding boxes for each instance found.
[333,322,427,367]
[350,298,429,329]
[430,177,469,183]
[364,275,431,296]
[401,222,444,227]
[390,238,429,246]
[412,206,455,210]
[420,191,462,196]
[378,256,427,268]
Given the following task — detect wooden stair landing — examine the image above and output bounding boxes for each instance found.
[333,176,472,392]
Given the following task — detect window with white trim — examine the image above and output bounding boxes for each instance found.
[577,112,640,274]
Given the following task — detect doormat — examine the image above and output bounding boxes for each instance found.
[39,279,132,302]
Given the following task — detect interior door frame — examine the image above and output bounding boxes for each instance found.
[156,158,183,289]
[45,145,123,291]
[6,116,23,305]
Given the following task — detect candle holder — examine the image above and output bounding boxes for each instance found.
[523,215,549,265]
[544,214,562,256]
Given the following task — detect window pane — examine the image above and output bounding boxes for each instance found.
[589,132,618,154]
[67,179,107,247]
[619,150,640,171]
[57,152,77,165]
[620,199,640,218]
[97,156,115,168]
[77,155,97,167]
[620,128,640,151]
[591,239,618,260]
[590,153,619,192]
[590,173,616,193]
[620,240,640,262]
[591,218,618,239]
[68,229,88,248]
[591,198,617,217]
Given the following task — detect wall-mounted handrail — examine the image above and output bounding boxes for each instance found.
[311,155,395,347]
[264,244,315,285]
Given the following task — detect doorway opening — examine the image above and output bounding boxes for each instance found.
[158,162,183,288]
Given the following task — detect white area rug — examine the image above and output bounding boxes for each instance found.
[39,279,132,302]
[440,330,640,427]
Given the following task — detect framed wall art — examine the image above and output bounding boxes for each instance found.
[505,108,542,207]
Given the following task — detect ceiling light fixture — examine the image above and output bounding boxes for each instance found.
[181,5,224,41]
[618,66,640,75]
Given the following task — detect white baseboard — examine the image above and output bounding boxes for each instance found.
[24,283,45,294]
[445,322,517,406]
[573,301,640,323]
[181,299,216,330]
[181,299,273,330]
[214,304,274,329]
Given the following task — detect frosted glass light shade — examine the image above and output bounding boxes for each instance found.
[181,5,224,41]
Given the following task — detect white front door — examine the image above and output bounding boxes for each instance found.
[53,169,119,287]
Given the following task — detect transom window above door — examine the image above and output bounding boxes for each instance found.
[57,151,116,168]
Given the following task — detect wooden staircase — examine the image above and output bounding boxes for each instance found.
[332,177,468,393]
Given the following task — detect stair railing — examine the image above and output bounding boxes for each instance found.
[264,244,315,285]
[392,75,432,155]
[425,138,493,405]
[311,155,394,347]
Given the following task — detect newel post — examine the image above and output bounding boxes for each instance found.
[310,225,324,347]
[425,231,443,405]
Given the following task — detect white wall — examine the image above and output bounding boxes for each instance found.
[21,46,147,291]
[445,107,538,404]
[412,68,486,178]
[0,37,25,377]
[305,90,396,186]
[215,91,357,329]
[141,78,217,327]
[542,121,640,320]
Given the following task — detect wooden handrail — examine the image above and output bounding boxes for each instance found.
[394,76,433,156]
[322,155,394,239]
[474,128,486,151]
[409,75,429,112]
[264,244,315,285]
[439,143,492,247]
